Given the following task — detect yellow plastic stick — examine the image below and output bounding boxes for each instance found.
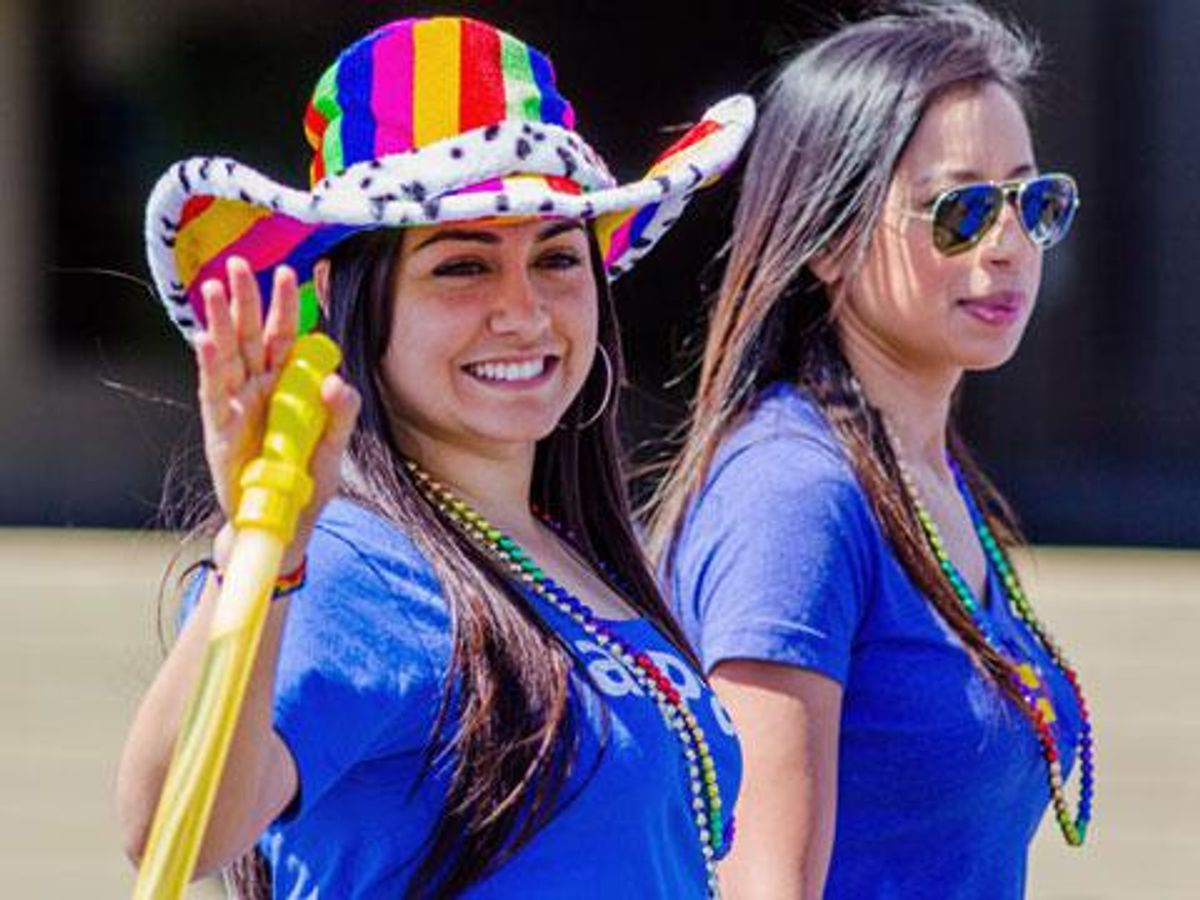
[134,333,342,899]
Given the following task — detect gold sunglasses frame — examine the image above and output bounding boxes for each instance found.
[904,172,1081,256]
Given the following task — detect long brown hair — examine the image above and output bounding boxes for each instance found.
[647,2,1038,711]
[218,226,697,898]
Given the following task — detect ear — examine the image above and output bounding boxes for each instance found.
[313,259,332,318]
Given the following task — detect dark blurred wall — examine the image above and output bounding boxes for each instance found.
[8,0,1198,545]
[965,1,1200,544]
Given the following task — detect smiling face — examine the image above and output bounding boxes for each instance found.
[380,217,599,459]
[833,80,1044,378]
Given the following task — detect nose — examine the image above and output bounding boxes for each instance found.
[487,265,551,338]
[980,193,1032,264]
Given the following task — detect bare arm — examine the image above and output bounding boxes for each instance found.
[115,544,298,876]
[115,259,360,876]
[711,660,843,900]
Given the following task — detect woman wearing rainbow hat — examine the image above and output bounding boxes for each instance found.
[117,16,753,898]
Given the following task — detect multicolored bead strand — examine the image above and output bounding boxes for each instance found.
[898,457,1094,847]
[405,460,730,896]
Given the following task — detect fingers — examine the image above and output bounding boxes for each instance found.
[195,331,232,434]
[315,375,361,467]
[194,259,299,518]
[291,375,360,560]
[194,259,343,519]
[202,277,237,351]
[196,278,242,432]
[263,266,300,372]
[228,257,267,376]
[308,375,361,499]
[322,375,362,449]
[198,259,301,381]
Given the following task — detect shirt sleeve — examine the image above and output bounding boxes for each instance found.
[271,507,451,823]
[176,565,208,628]
[672,435,877,684]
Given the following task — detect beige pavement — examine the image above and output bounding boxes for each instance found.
[0,530,1194,898]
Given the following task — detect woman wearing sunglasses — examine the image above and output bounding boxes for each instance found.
[117,16,754,898]
[647,2,1091,897]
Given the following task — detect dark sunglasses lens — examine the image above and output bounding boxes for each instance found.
[933,184,1002,254]
[1020,176,1077,248]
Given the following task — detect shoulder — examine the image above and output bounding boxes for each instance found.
[669,382,883,618]
[286,497,451,685]
[695,383,872,535]
[668,385,881,679]
[310,497,441,590]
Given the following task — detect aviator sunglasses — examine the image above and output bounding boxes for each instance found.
[911,172,1080,256]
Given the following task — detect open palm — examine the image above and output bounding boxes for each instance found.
[195,257,360,567]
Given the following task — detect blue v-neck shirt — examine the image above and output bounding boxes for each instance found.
[668,382,1081,899]
[194,498,743,898]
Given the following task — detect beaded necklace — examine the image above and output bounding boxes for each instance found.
[897,455,1094,846]
[404,460,731,896]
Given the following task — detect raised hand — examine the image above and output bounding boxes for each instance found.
[195,257,360,568]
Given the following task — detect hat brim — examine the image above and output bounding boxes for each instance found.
[146,94,754,341]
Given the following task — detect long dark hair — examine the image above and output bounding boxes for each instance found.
[647,2,1038,712]
[221,226,698,897]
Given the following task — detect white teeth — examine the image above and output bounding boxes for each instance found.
[467,357,547,383]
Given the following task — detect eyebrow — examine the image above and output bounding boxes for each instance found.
[536,219,587,241]
[915,162,1037,188]
[411,219,586,252]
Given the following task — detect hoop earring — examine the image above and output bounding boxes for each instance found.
[575,344,614,430]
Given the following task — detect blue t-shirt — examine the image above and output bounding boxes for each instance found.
[226,498,741,898]
[668,382,1081,899]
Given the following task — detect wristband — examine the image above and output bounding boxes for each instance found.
[270,556,308,600]
[200,555,308,602]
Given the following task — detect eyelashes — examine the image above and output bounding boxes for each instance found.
[430,250,584,279]
[432,259,487,277]
[536,250,584,271]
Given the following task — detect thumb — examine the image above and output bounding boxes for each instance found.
[308,375,361,501]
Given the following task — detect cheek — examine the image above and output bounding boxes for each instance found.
[381,298,471,399]
[556,283,600,362]
[906,247,962,306]
[572,298,600,352]
[851,229,951,325]
[379,334,425,418]
[398,292,481,352]
[1028,252,1045,297]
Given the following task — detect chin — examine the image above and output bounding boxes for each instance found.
[466,408,571,445]
[959,338,1026,372]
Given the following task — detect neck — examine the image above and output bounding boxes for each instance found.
[397,429,539,532]
[837,323,960,481]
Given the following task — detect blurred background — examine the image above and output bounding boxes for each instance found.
[1,0,1195,897]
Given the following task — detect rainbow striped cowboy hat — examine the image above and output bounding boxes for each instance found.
[145,16,755,341]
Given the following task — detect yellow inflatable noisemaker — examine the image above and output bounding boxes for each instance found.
[134,333,341,898]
